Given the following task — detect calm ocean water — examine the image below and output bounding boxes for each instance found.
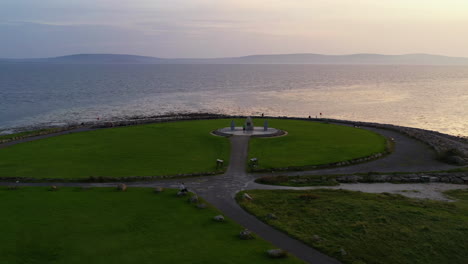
[0,64,467,136]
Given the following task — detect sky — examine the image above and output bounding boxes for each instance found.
[1,0,468,58]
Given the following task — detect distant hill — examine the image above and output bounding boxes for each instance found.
[2,53,468,65]
[0,54,166,64]
[229,53,468,65]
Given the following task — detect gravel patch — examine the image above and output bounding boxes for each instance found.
[248,182,468,202]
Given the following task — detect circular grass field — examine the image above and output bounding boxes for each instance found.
[248,119,387,170]
[0,118,387,179]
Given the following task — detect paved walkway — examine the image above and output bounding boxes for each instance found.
[1,124,467,264]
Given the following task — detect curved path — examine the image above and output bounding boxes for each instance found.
[256,126,457,178]
[1,123,467,264]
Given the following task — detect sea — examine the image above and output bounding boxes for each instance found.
[0,64,467,136]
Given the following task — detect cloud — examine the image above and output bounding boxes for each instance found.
[1,1,468,57]
[0,22,149,58]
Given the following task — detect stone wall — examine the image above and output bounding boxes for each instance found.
[0,113,227,144]
[90,113,229,129]
[0,171,222,183]
[251,152,388,173]
[336,171,468,184]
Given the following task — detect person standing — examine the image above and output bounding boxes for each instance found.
[179,182,188,193]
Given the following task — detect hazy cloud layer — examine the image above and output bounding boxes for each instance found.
[1,0,468,58]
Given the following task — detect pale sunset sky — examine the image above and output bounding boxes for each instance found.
[1,0,467,58]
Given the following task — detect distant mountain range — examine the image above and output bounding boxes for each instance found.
[2,53,468,65]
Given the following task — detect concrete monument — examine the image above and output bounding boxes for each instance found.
[230,120,235,131]
[245,117,254,131]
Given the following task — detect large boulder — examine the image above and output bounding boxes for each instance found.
[116,184,127,191]
[266,249,288,258]
[213,215,225,222]
[312,234,323,242]
[239,229,254,240]
[243,193,253,201]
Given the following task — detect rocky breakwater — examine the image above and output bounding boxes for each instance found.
[91,113,229,129]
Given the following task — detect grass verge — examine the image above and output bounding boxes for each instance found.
[237,189,468,264]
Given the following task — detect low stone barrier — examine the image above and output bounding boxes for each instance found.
[336,172,468,184]
[258,171,468,186]
[0,113,229,144]
[90,113,230,129]
[0,171,222,183]
[250,152,388,173]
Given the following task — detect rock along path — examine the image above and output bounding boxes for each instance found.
[1,124,467,264]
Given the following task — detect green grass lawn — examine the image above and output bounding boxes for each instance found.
[248,119,387,170]
[0,187,303,264]
[237,189,468,264]
[0,119,231,179]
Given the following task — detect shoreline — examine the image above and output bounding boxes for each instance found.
[2,111,468,139]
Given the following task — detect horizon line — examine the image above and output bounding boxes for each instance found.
[3,52,468,60]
